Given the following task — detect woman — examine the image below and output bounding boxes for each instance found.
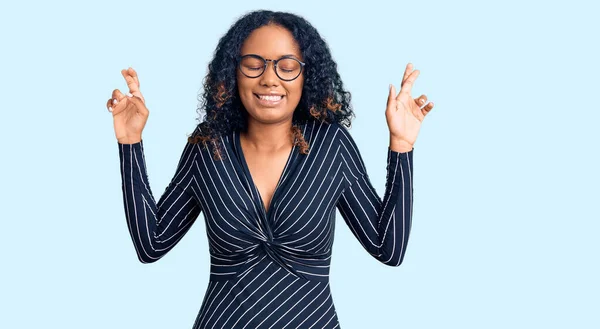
[107,10,433,329]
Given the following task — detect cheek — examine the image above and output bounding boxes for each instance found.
[288,78,304,96]
[290,82,304,103]
[236,77,253,103]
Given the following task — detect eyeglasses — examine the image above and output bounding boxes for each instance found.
[238,54,305,81]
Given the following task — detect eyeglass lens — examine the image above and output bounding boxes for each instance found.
[240,56,302,80]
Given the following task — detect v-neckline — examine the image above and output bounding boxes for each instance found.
[234,129,297,219]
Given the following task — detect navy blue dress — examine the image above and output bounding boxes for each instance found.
[118,120,414,328]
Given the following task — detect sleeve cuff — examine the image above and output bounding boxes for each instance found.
[386,147,413,186]
[117,139,143,147]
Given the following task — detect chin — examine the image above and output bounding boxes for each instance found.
[241,94,299,124]
[246,108,294,124]
[256,113,290,124]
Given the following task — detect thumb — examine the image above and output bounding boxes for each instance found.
[126,93,149,115]
[386,84,396,110]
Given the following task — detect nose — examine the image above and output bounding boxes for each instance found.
[258,60,280,87]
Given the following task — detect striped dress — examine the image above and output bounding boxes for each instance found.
[118,120,414,328]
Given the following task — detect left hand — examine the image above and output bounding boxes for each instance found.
[385,63,434,148]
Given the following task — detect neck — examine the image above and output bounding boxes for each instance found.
[242,119,294,153]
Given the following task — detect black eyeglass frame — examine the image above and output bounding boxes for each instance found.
[238,54,306,81]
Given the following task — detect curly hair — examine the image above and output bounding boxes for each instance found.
[188,10,355,160]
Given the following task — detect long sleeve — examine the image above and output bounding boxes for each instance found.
[336,127,414,266]
[118,139,202,263]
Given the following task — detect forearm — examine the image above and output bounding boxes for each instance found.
[118,140,202,263]
[337,147,414,266]
[378,148,414,266]
[118,141,163,263]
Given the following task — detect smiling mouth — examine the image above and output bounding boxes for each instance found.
[254,93,285,101]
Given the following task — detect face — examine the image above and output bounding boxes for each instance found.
[237,24,304,125]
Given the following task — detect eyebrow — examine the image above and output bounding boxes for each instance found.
[242,53,301,59]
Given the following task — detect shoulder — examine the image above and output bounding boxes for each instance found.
[329,121,358,150]
[306,120,352,142]
[325,122,368,177]
[185,123,230,160]
[307,120,359,150]
[307,120,361,160]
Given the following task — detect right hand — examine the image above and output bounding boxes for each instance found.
[107,67,149,144]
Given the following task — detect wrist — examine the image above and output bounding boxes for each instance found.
[118,136,142,144]
[389,137,413,153]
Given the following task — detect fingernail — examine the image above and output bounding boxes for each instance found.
[113,98,118,104]
[127,93,133,98]
[421,99,425,103]
[108,107,113,112]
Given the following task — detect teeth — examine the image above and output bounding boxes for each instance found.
[259,95,283,101]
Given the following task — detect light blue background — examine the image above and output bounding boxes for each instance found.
[1,0,598,328]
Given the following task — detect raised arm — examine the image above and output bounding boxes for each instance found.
[335,62,434,266]
[107,67,202,263]
[336,126,414,266]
